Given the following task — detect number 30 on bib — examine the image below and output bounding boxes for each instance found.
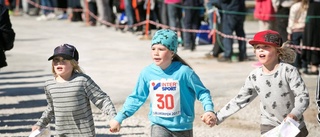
[150,79,181,117]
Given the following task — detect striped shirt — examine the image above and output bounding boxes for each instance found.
[35,73,117,136]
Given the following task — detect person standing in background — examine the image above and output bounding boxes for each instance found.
[56,0,68,20]
[0,3,15,69]
[254,0,277,31]
[273,0,294,42]
[165,0,183,46]
[217,0,247,62]
[96,0,116,27]
[302,0,320,75]
[287,0,308,73]
[124,0,135,32]
[182,0,201,51]
[36,0,56,21]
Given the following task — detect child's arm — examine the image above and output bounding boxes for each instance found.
[201,111,217,127]
[288,69,309,121]
[84,77,117,117]
[33,87,54,129]
[216,75,258,124]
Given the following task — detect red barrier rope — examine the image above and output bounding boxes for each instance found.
[23,0,320,51]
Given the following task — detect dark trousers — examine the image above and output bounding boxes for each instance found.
[276,7,290,42]
[222,14,246,59]
[88,1,97,24]
[57,0,67,13]
[291,32,307,69]
[183,8,200,50]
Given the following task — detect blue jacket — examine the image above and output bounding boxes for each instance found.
[114,61,214,131]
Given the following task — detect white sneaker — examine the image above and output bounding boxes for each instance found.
[46,13,56,20]
[36,15,47,21]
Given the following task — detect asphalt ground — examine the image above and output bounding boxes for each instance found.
[0,15,319,137]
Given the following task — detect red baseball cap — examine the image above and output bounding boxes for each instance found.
[249,30,283,47]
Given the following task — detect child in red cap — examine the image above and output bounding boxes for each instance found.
[215,30,310,136]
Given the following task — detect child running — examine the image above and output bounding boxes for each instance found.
[109,29,216,136]
[215,30,309,136]
[31,44,117,136]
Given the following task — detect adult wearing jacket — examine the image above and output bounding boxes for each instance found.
[0,4,15,69]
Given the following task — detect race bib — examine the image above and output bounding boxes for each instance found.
[150,79,180,117]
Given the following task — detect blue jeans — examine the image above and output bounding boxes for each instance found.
[291,32,307,69]
[150,124,193,137]
[41,0,54,15]
[222,14,246,60]
[167,3,182,29]
[124,0,134,26]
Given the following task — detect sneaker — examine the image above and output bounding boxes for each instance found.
[46,13,56,20]
[36,15,47,21]
[57,13,68,20]
[217,57,232,63]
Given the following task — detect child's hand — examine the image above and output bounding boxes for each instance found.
[31,125,40,131]
[285,113,298,121]
[201,112,217,127]
[109,119,121,133]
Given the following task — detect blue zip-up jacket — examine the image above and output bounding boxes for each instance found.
[114,61,214,131]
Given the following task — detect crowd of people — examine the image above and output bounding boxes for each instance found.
[1,0,319,75]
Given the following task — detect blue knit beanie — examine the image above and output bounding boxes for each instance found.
[151,29,178,53]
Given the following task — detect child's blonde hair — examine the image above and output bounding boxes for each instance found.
[277,41,296,64]
[52,59,84,77]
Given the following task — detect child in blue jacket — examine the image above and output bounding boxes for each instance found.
[109,29,216,136]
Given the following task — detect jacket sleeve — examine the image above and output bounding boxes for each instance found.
[35,86,55,128]
[288,68,309,120]
[114,73,149,123]
[84,77,117,118]
[216,75,258,124]
[189,72,214,112]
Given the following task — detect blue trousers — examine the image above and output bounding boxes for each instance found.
[222,14,246,60]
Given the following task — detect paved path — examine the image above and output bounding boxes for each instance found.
[0,16,319,137]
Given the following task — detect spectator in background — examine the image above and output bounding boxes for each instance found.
[254,0,276,31]
[204,0,224,58]
[87,0,97,26]
[124,0,135,32]
[273,0,294,42]
[165,0,183,45]
[287,0,308,73]
[56,0,68,20]
[182,0,202,51]
[96,0,116,27]
[0,3,15,69]
[36,0,56,21]
[302,0,320,75]
[69,0,82,22]
[217,0,247,62]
